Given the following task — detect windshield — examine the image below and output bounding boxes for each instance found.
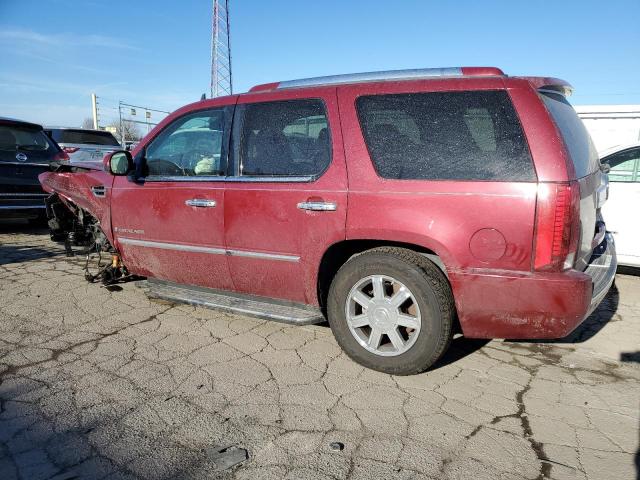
[541,91,599,179]
[0,124,52,151]
[51,129,119,146]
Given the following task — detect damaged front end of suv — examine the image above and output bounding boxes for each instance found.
[39,155,130,285]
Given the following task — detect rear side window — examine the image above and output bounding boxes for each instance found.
[237,99,331,177]
[541,92,599,179]
[51,129,119,146]
[355,90,535,181]
[0,125,52,152]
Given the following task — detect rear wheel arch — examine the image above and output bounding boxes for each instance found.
[325,245,456,374]
[316,239,452,314]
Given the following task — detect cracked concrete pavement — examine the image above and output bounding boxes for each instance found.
[0,221,639,480]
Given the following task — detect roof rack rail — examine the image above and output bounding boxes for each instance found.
[249,67,504,92]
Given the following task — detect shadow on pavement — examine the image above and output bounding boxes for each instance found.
[0,219,61,266]
[0,381,173,479]
[431,336,490,370]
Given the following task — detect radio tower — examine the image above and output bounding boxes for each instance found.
[211,0,232,98]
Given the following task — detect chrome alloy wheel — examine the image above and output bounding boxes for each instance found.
[345,275,422,357]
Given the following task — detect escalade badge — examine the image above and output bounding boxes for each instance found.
[15,153,28,162]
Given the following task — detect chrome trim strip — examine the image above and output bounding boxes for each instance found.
[0,205,45,209]
[142,175,316,183]
[0,193,48,197]
[227,249,299,262]
[225,175,316,183]
[0,162,50,166]
[277,67,463,89]
[117,237,300,262]
[118,237,226,255]
[145,175,227,183]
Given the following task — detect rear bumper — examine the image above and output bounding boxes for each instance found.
[452,233,617,339]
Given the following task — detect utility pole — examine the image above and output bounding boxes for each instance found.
[118,102,124,148]
[211,0,232,98]
[91,93,98,129]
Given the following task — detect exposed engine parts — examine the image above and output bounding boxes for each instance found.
[45,194,130,285]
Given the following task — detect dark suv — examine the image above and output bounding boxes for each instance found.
[40,67,617,374]
[0,118,68,222]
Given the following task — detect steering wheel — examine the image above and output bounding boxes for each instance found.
[147,159,184,176]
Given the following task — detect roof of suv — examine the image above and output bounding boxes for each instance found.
[0,116,44,130]
[248,66,572,96]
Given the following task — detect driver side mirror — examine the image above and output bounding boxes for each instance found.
[105,150,133,176]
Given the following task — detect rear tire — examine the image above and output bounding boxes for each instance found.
[327,247,455,375]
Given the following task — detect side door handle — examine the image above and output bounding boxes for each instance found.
[185,199,217,208]
[297,201,337,211]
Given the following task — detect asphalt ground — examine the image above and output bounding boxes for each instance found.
[1,220,638,480]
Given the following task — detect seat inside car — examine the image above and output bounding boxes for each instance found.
[0,129,17,148]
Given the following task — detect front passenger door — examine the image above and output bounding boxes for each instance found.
[110,105,235,289]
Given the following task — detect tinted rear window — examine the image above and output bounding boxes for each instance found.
[0,125,52,152]
[355,90,535,181]
[541,92,599,179]
[52,129,119,146]
[237,99,331,177]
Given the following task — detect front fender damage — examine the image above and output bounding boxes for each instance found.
[45,193,129,285]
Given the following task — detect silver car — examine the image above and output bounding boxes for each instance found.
[45,127,120,164]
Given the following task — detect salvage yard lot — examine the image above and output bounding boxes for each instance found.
[0,222,639,480]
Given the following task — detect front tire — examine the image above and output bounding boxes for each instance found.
[327,247,455,375]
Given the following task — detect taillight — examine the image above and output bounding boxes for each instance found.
[52,151,70,162]
[63,147,79,154]
[533,182,580,272]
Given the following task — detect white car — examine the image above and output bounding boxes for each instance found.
[45,127,120,164]
[600,142,640,267]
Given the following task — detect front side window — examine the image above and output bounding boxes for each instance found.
[356,90,536,181]
[603,147,640,182]
[145,108,228,177]
[237,99,331,177]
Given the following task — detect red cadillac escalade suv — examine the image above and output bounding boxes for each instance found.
[40,67,616,375]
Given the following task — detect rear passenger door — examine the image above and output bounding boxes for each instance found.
[224,88,347,304]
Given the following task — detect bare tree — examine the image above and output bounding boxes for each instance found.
[107,120,141,144]
[81,117,94,129]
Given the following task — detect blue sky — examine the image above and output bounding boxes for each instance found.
[1,0,639,128]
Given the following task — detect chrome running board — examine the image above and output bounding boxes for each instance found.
[144,279,324,325]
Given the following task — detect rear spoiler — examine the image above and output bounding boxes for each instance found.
[516,76,573,96]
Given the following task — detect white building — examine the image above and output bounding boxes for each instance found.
[575,104,640,154]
